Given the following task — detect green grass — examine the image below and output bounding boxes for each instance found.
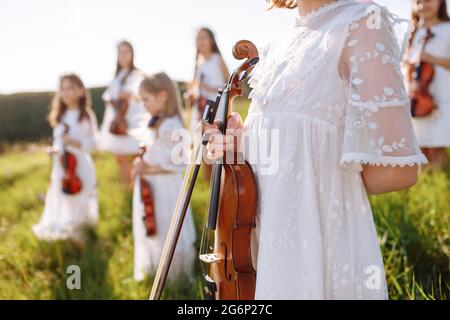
[0,117,449,300]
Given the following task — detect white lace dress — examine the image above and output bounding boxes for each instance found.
[132,116,197,281]
[245,0,427,300]
[98,69,150,155]
[33,110,99,242]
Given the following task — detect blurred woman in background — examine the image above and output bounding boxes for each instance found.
[184,28,229,180]
[132,72,196,282]
[408,0,450,170]
[33,74,98,243]
[98,40,150,187]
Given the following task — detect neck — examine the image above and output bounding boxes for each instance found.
[422,16,441,28]
[297,0,336,17]
[202,51,212,60]
[67,104,79,110]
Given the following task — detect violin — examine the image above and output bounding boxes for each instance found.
[408,28,436,117]
[199,40,258,300]
[139,143,157,236]
[110,73,131,135]
[60,124,82,195]
[149,40,259,300]
[109,97,129,135]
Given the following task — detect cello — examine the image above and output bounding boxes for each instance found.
[149,40,259,300]
[408,28,436,117]
[60,124,82,195]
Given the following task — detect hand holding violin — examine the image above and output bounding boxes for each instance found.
[118,91,132,101]
[132,157,147,177]
[132,157,171,177]
[205,112,243,161]
[62,133,81,149]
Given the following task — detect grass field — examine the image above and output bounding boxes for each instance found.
[0,132,449,300]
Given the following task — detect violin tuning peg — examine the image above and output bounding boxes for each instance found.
[249,57,259,66]
[238,70,249,82]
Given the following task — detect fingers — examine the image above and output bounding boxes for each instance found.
[204,122,220,131]
[203,113,243,162]
[205,131,235,161]
[227,112,244,130]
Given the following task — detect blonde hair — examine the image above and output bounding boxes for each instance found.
[139,72,183,128]
[48,73,93,128]
[267,0,297,9]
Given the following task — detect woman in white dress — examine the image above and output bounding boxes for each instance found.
[33,74,98,243]
[408,0,450,170]
[98,40,149,188]
[184,28,230,180]
[185,28,230,137]
[132,72,196,282]
[206,0,427,299]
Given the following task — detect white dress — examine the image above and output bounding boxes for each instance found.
[245,0,427,300]
[190,53,227,135]
[132,116,197,281]
[98,69,150,155]
[33,110,99,242]
[408,22,450,147]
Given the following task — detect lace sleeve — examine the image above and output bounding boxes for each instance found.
[339,9,427,170]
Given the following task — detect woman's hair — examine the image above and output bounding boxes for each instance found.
[194,27,222,76]
[410,0,450,45]
[139,72,183,129]
[267,0,297,9]
[115,40,137,77]
[48,73,93,128]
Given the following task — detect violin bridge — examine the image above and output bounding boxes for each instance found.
[199,253,223,264]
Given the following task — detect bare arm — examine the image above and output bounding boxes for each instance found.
[421,52,450,71]
[361,164,419,195]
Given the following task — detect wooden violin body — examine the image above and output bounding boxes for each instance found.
[205,159,257,299]
[200,40,259,300]
[408,28,436,117]
[60,124,82,195]
[139,144,157,236]
[109,98,129,135]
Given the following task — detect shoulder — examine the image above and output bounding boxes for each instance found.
[338,1,385,21]
[433,21,450,34]
[341,1,409,56]
[128,69,144,82]
[210,53,223,66]
[158,116,183,135]
[336,1,407,32]
[130,69,144,77]
[86,110,98,127]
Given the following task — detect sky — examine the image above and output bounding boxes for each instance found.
[0,0,412,94]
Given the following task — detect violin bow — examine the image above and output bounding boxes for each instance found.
[149,91,223,300]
